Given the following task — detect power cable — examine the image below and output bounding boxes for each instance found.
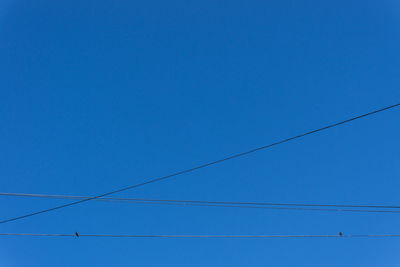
[1,192,400,213]
[1,103,399,224]
[1,233,400,238]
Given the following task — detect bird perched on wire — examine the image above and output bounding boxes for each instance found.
[339,232,343,237]
[75,232,79,238]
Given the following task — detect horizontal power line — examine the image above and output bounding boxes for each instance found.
[1,233,400,238]
[1,102,399,224]
[2,192,400,213]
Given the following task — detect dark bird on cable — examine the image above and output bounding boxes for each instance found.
[339,232,343,237]
[75,232,79,238]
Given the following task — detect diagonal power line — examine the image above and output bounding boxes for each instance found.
[1,233,400,238]
[2,192,400,213]
[1,102,399,224]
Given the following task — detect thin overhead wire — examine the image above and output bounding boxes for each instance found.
[1,233,400,238]
[2,192,400,213]
[1,102,399,224]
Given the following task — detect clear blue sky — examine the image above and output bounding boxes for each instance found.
[1,0,400,266]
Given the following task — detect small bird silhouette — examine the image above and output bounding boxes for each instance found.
[339,232,343,237]
[75,232,79,238]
